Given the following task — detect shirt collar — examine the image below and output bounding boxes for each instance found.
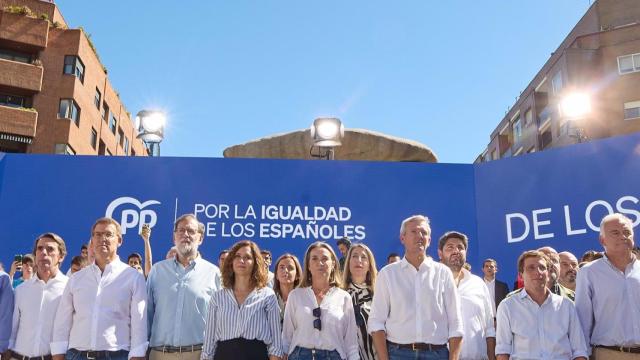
[91,255,125,273]
[400,255,432,270]
[519,287,552,305]
[173,253,201,269]
[33,269,67,284]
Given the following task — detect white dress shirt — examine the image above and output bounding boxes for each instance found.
[496,290,588,360]
[459,269,495,360]
[52,257,148,359]
[282,286,359,360]
[575,255,640,348]
[10,271,68,356]
[368,257,463,345]
[484,278,497,315]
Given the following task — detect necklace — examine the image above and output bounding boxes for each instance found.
[312,286,330,301]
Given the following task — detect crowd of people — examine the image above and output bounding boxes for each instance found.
[0,212,637,360]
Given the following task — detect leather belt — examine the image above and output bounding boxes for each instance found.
[11,352,52,360]
[151,344,203,353]
[596,345,640,354]
[68,349,127,359]
[387,341,447,351]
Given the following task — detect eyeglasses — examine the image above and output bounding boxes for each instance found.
[175,227,198,236]
[92,231,116,239]
[312,307,322,331]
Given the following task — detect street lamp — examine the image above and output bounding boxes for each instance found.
[135,110,165,156]
[560,92,591,143]
[309,117,344,160]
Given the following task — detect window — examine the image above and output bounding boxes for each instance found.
[54,144,75,155]
[90,128,97,150]
[109,113,117,134]
[0,94,26,108]
[116,128,123,147]
[513,118,522,141]
[58,99,80,126]
[102,102,109,121]
[552,71,563,94]
[624,101,640,120]
[124,137,129,155]
[618,53,640,74]
[63,55,85,83]
[524,108,533,127]
[540,128,552,149]
[0,49,31,63]
[94,88,101,109]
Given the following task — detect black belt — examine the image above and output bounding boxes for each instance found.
[596,345,640,354]
[68,349,128,359]
[387,341,447,351]
[11,352,52,360]
[150,344,203,353]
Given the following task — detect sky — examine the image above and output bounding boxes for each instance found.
[55,0,593,163]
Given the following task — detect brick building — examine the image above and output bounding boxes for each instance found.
[0,0,148,155]
[477,0,640,163]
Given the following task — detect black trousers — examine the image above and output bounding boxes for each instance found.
[213,338,268,360]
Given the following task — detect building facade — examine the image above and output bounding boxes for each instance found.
[477,0,640,163]
[0,0,148,155]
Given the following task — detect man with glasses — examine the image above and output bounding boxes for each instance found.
[52,217,147,360]
[369,215,463,360]
[146,214,221,360]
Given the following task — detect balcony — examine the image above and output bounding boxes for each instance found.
[0,12,48,49]
[0,105,37,137]
[0,58,43,92]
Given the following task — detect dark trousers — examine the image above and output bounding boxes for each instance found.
[213,338,268,360]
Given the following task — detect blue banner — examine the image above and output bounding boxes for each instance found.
[1,133,638,281]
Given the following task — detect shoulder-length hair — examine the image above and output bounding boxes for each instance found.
[299,241,343,288]
[342,243,377,292]
[221,240,268,289]
[273,253,303,299]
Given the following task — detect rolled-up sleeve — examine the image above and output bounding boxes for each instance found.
[567,302,588,359]
[128,273,148,358]
[201,293,218,360]
[265,293,284,357]
[495,301,512,356]
[367,269,389,334]
[481,281,496,338]
[51,277,73,355]
[342,295,359,360]
[574,269,593,351]
[443,269,464,339]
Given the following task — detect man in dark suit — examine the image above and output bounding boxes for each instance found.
[482,258,509,313]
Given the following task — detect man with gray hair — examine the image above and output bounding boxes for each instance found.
[146,214,221,360]
[575,213,640,359]
[369,215,463,360]
[9,233,68,360]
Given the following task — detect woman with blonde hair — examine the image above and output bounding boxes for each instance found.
[201,240,283,360]
[282,241,358,360]
[273,253,302,322]
[342,243,378,360]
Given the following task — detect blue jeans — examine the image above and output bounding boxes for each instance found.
[288,346,343,360]
[65,349,129,360]
[387,343,449,360]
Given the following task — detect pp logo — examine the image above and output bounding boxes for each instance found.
[105,197,161,235]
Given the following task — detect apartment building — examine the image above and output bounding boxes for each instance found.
[0,0,148,155]
[477,0,640,163]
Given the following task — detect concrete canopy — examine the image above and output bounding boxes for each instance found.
[223,128,438,162]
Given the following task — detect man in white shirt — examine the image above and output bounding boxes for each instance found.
[147,214,221,360]
[575,213,640,359]
[52,218,148,360]
[482,259,509,315]
[438,231,496,360]
[496,250,587,360]
[9,233,68,360]
[369,215,463,360]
